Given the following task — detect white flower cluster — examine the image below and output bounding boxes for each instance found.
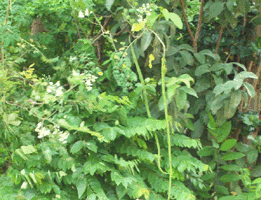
[35,123,69,144]
[78,8,93,18]
[46,81,63,97]
[137,3,152,22]
[72,70,97,91]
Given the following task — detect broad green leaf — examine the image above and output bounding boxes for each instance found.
[252,178,261,184]
[230,90,242,108]
[209,2,225,18]
[86,141,98,153]
[211,93,229,114]
[251,165,261,177]
[220,174,240,182]
[247,148,258,164]
[179,86,198,98]
[230,62,246,71]
[179,51,194,66]
[211,63,225,72]
[221,164,241,171]
[175,90,187,110]
[213,84,224,96]
[21,145,37,155]
[178,44,194,52]
[216,185,229,195]
[147,12,159,28]
[198,146,215,157]
[226,0,235,11]
[200,49,220,61]
[195,64,211,76]
[222,152,245,161]
[243,82,255,97]
[167,84,180,100]
[162,8,170,21]
[220,139,237,151]
[168,12,183,29]
[3,113,21,126]
[219,196,238,200]
[105,0,115,11]
[193,52,205,64]
[235,71,258,80]
[77,178,87,199]
[224,100,237,119]
[71,141,84,154]
[216,121,231,143]
[141,31,153,51]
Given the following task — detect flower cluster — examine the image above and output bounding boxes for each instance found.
[136,3,152,22]
[35,123,69,144]
[78,8,93,18]
[46,81,63,97]
[72,70,97,91]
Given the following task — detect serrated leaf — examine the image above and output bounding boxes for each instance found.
[76,178,87,199]
[71,141,84,154]
[220,174,240,182]
[222,152,245,161]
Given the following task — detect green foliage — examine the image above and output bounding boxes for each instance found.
[1,0,261,199]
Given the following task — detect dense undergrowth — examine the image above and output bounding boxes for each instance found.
[0,0,261,199]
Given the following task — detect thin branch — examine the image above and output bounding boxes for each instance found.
[194,0,204,43]
[226,26,236,40]
[180,0,194,41]
[215,26,224,53]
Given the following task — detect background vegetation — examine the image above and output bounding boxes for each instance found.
[0,0,261,199]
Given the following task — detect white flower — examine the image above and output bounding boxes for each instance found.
[146,12,151,16]
[55,87,63,97]
[138,18,143,22]
[85,80,92,86]
[55,81,60,87]
[72,70,79,76]
[59,131,69,143]
[78,10,84,18]
[146,3,150,7]
[86,86,92,91]
[49,82,53,85]
[37,127,51,138]
[35,122,43,132]
[85,9,89,16]
[80,121,85,127]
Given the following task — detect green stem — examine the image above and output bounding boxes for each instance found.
[130,42,151,118]
[130,36,168,175]
[150,30,172,200]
